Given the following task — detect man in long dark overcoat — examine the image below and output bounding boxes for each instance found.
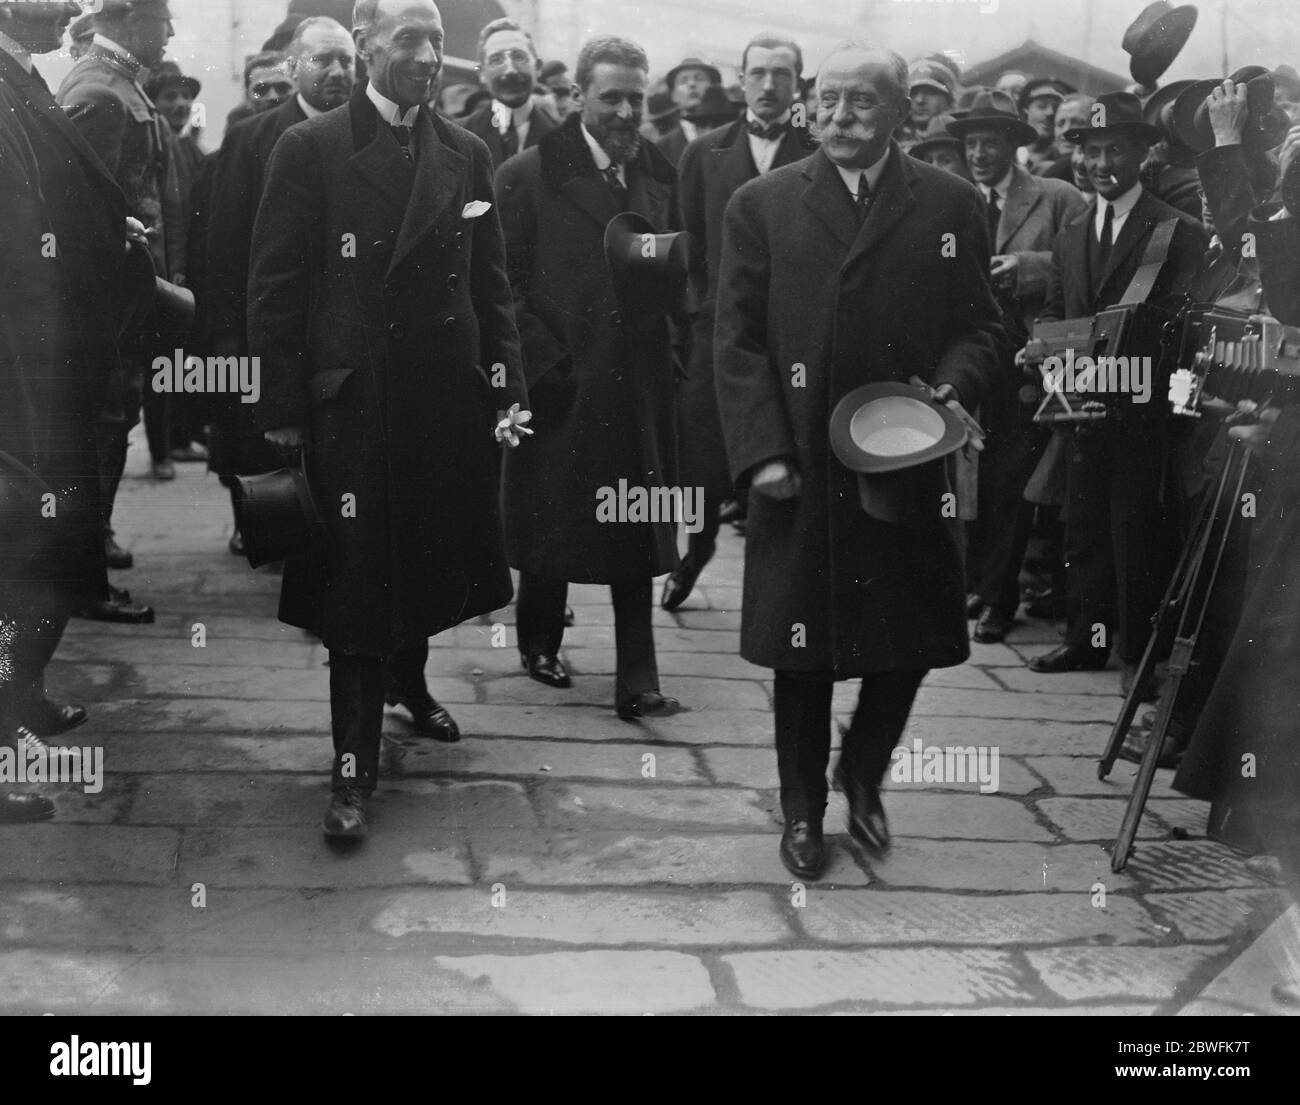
[663,31,817,612]
[714,44,1004,878]
[248,0,527,840]
[496,35,684,719]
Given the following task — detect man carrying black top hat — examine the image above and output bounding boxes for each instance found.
[1027,92,1205,695]
[714,43,1003,879]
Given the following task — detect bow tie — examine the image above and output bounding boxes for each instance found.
[747,119,787,141]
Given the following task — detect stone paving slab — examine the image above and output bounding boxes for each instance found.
[1027,945,1232,1003]
[533,782,773,830]
[864,840,1118,892]
[0,825,180,885]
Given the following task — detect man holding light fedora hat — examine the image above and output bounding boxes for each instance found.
[714,42,1004,879]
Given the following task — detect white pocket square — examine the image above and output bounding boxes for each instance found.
[462,201,492,219]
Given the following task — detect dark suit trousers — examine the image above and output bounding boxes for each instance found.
[972,420,1048,617]
[1063,422,1180,662]
[516,571,658,701]
[773,669,928,822]
[327,641,430,792]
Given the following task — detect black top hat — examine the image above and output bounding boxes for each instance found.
[909,114,964,158]
[144,60,201,101]
[829,382,968,524]
[1123,2,1199,87]
[233,457,326,570]
[947,90,1037,146]
[689,83,740,124]
[665,57,722,90]
[1063,90,1161,145]
[603,212,691,317]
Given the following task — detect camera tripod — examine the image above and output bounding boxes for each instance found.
[1098,439,1252,873]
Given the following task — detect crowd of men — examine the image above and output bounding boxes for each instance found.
[2,0,1297,893]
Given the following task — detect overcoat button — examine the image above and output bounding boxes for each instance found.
[384,281,399,297]
[388,322,406,339]
[608,309,621,324]
[447,273,459,291]
[443,316,456,330]
[371,240,386,250]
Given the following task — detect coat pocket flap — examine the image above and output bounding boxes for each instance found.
[310,367,355,405]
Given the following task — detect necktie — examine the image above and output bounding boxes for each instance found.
[747,119,786,141]
[856,174,873,221]
[1097,202,1115,274]
[391,123,412,163]
[500,123,519,160]
[987,188,1001,245]
[602,165,628,210]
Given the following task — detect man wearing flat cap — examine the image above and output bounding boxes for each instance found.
[656,55,722,166]
[58,0,183,619]
[1019,77,1073,175]
[1028,91,1205,696]
[897,57,956,151]
[950,92,1087,645]
[714,43,1004,879]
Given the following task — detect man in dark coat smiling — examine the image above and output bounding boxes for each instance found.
[248,0,526,841]
[715,43,1004,879]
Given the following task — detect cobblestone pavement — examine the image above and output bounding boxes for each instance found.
[1,442,1295,1015]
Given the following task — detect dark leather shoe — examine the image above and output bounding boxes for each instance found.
[1028,643,1108,673]
[1024,588,1067,620]
[75,595,155,624]
[150,458,175,481]
[385,690,460,742]
[564,606,576,627]
[105,533,133,570]
[616,691,682,720]
[661,554,709,612]
[0,792,56,824]
[973,608,1014,643]
[18,697,87,738]
[835,764,890,855]
[1116,728,1183,769]
[966,591,984,618]
[228,529,245,556]
[322,788,369,838]
[779,820,825,879]
[523,654,572,688]
[718,497,746,524]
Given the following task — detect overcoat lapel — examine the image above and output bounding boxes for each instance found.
[801,148,859,251]
[346,92,412,222]
[845,144,917,268]
[1097,192,1160,302]
[391,109,468,274]
[996,166,1039,252]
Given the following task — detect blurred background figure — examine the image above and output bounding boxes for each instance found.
[540,59,573,119]
[656,54,722,165]
[462,16,555,169]
[995,69,1028,101]
[66,9,95,59]
[898,56,956,150]
[908,113,970,179]
[1018,76,1073,174]
[228,49,293,129]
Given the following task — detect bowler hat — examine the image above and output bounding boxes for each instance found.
[909,114,964,159]
[603,212,691,318]
[144,59,200,101]
[908,59,955,100]
[233,458,325,569]
[1123,2,1199,87]
[1063,91,1161,145]
[946,90,1037,146]
[665,57,722,90]
[829,382,968,525]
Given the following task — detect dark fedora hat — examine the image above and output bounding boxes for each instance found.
[1142,78,1199,163]
[1123,2,1199,87]
[1190,67,1291,152]
[947,89,1037,146]
[603,212,691,317]
[909,113,964,158]
[1166,76,1223,151]
[829,382,968,524]
[233,458,325,570]
[1063,90,1161,145]
[665,56,722,90]
[144,59,200,101]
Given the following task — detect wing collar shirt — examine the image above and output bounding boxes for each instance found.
[1095,180,1143,243]
[833,144,891,203]
[0,31,31,73]
[581,122,626,187]
[747,108,791,176]
[366,82,419,127]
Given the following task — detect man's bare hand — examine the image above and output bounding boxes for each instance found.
[1207,80,1248,146]
[930,382,985,453]
[264,425,305,451]
[752,459,802,500]
[124,216,149,253]
[1228,402,1281,457]
[990,254,1019,286]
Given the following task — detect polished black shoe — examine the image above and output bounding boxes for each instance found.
[1023,588,1067,621]
[835,764,890,855]
[75,594,155,624]
[965,591,984,618]
[385,690,460,742]
[616,691,682,720]
[779,820,826,879]
[228,528,245,556]
[973,608,1014,644]
[1027,643,1109,673]
[522,653,572,689]
[322,787,369,839]
[661,551,711,612]
[18,697,87,738]
[718,497,746,524]
[105,533,134,570]
[170,442,208,462]
[0,792,56,824]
